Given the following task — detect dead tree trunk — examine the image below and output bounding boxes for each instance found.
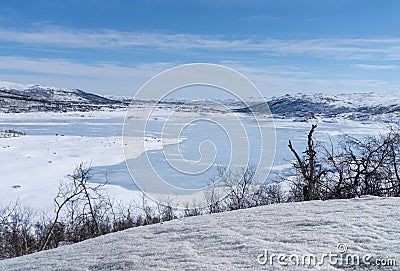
[288,124,319,201]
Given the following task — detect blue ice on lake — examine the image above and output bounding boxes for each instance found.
[0,114,380,191]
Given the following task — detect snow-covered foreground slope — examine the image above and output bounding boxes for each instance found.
[1,196,398,270]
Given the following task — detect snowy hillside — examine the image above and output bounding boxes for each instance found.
[0,82,127,113]
[2,81,400,122]
[1,196,398,270]
[239,92,400,121]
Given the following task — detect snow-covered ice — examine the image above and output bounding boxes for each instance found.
[0,110,178,211]
[0,107,391,211]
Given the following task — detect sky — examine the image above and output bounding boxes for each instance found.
[0,0,399,97]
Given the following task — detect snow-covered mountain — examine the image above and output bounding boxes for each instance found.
[0,82,128,113]
[249,93,400,121]
[0,196,398,270]
[2,81,400,122]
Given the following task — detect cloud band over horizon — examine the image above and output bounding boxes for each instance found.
[0,1,399,96]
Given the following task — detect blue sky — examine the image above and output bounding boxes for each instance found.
[0,0,399,97]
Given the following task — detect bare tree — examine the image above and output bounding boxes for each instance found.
[0,202,42,258]
[41,163,107,250]
[287,124,400,200]
[254,182,286,205]
[156,197,177,223]
[288,124,330,200]
[382,129,400,196]
[204,175,224,213]
[139,193,158,225]
[219,165,257,210]
[339,134,391,197]
[183,200,202,217]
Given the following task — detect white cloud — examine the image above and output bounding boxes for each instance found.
[0,56,237,95]
[1,26,400,61]
[0,57,398,96]
[353,64,397,70]
[0,56,173,95]
[221,62,399,96]
[0,27,400,96]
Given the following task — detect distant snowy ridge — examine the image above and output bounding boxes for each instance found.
[273,92,400,108]
[0,82,128,113]
[0,196,398,270]
[1,81,400,120]
[0,81,39,90]
[236,92,400,121]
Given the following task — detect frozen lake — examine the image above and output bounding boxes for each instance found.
[0,111,387,194]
